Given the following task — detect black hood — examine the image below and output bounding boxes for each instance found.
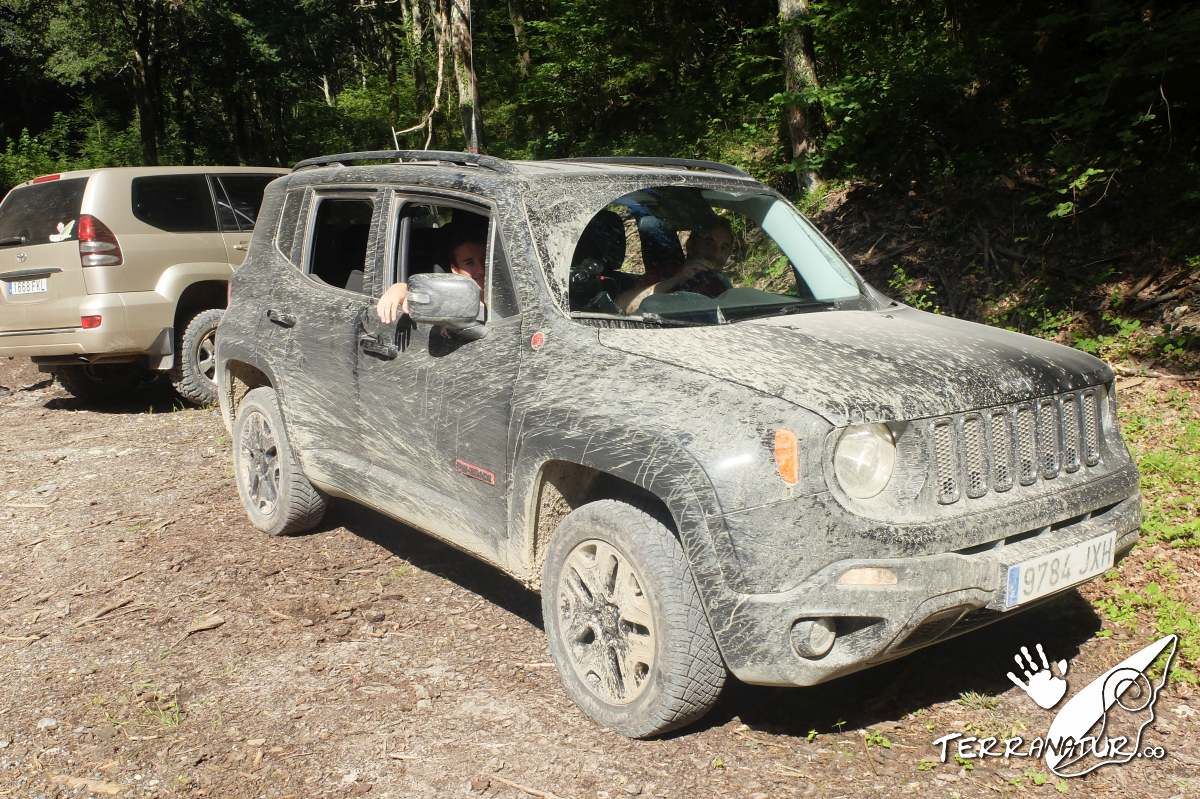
[598,306,1112,425]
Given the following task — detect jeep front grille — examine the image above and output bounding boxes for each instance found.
[932,420,959,503]
[929,389,1104,505]
[989,410,1014,493]
[1081,389,1101,466]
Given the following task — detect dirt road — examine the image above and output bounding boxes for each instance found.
[1,355,1196,798]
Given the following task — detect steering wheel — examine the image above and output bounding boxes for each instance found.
[674,268,731,298]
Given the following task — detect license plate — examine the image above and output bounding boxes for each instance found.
[1004,532,1115,609]
[8,278,48,295]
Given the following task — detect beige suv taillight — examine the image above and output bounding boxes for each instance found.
[77,214,123,266]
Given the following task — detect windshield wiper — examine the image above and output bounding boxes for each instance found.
[726,300,835,322]
[0,235,27,247]
[640,311,723,327]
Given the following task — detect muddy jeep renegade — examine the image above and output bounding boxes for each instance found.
[0,166,286,403]
[216,150,1140,737]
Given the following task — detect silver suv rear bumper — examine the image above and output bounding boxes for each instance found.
[0,291,171,361]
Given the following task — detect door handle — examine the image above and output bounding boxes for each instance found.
[359,334,398,360]
[266,308,296,328]
[233,242,249,252]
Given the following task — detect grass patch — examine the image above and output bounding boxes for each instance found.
[1088,382,1200,685]
[957,690,999,711]
[864,729,892,749]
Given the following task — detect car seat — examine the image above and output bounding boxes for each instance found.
[638,216,685,275]
[570,209,627,311]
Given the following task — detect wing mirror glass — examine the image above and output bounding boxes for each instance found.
[406,272,482,331]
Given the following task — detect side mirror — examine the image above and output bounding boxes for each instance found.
[406,272,481,331]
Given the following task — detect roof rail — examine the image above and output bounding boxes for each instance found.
[551,156,751,179]
[292,149,517,174]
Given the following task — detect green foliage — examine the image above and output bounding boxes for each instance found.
[0,129,58,189]
[1123,390,1200,550]
[956,691,999,711]
[1073,313,1144,360]
[863,729,892,749]
[1094,580,1200,684]
[0,111,141,188]
[888,266,941,313]
[1092,387,1200,685]
[0,0,1195,223]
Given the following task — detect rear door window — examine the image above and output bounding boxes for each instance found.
[0,178,88,246]
[131,175,218,232]
[306,196,375,294]
[214,174,276,231]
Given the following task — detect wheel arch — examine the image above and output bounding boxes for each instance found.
[173,280,228,333]
[509,432,731,594]
[217,353,276,434]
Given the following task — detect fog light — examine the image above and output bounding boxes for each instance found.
[790,617,836,659]
[80,315,102,329]
[837,567,898,586]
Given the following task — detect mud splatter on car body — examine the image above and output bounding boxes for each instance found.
[216,152,1140,693]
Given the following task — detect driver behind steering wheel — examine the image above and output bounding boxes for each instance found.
[617,216,733,314]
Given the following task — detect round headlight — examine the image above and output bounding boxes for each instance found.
[833,423,896,499]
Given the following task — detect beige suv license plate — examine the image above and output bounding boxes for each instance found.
[1004,531,1115,609]
[8,278,48,296]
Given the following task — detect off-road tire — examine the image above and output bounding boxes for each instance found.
[52,364,146,403]
[232,386,326,536]
[541,499,726,738]
[171,307,224,406]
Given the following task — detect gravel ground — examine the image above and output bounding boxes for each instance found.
[1,356,1196,798]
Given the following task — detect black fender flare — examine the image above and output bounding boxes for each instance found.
[505,421,740,613]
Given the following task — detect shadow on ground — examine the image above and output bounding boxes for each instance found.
[42,379,194,415]
[320,499,543,629]
[299,498,1102,740]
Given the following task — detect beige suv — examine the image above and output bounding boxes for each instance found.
[0,166,286,403]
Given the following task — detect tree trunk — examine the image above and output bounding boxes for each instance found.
[118,0,162,165]
[130,55,159,165]
[507,0,531,78]
[450,0,483,152]
[779,0,821,191]
[405,0,430,122]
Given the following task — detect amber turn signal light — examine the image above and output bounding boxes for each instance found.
[773,428,799,485]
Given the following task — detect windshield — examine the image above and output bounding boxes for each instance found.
[0,178,88,247]
[529,182,868,326]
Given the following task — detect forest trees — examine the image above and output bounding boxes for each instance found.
[0,0,1196,230]
[389,0,484,153]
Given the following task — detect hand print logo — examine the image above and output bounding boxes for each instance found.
[1007,643,1069,710]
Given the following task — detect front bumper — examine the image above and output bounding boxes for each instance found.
[716,491,1140,687]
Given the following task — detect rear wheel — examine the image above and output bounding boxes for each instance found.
[171,307,223,406]
[542,500,726,737]
[52,364,146,403]
[232,386,326,536]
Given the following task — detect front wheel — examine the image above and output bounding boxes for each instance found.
[541,500,726,738]
[232,386,326,536]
